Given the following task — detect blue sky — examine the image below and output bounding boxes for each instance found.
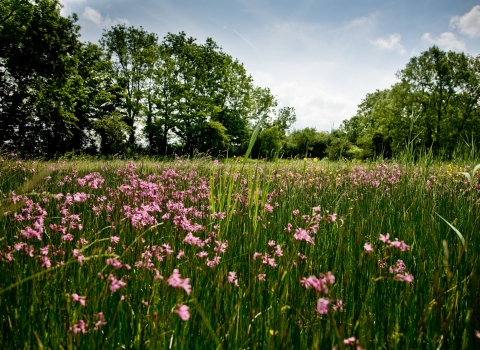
[60,0,480,131]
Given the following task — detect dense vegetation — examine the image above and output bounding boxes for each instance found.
[0,156,479,348]
[1,0,479,160]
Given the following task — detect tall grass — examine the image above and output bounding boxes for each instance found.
[0,155,479,349]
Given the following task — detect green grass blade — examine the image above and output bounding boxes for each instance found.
[435,212,466,247]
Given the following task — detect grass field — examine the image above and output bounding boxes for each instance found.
[0,156,479,349]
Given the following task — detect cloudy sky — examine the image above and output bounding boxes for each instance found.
[60,0,480,131]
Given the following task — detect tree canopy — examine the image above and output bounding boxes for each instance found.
[1,0,479,160]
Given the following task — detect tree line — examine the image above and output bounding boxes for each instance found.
[340,46,480,160]
[0,0,286,158]
[1,0,479,159]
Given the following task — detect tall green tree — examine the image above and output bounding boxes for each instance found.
[148,32,277,157]
[253,107,296,158]
[71,42,126,154]
[0,0,82,156]
[396,46,480,153]
[397,46,455,150]
[100,25,159,149]
[342,47,480,158]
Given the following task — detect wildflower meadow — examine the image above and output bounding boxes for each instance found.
[0,156,479,349]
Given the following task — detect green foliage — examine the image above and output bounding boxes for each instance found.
[342,46,480,160]
[283,128,331,159]
[273,107,297,132]
[197,121,231,155]
[0,0,82,157]
[91,111,131,155]
[100,25,159,148]
[2,2,478,163]
[1,159,479,348]
[254,126,285,159]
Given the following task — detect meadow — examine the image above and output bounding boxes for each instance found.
[0,155,479,349]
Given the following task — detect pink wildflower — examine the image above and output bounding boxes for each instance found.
[301,276,321,291]
[363,243,374,252]
[152,269,163,281]
[379,233,390,243]
[70,320,87,334]
[62,234,74,241]
[167,269,192,294]
[264,203,273,213]
[106,258,123,269]
[73,192,88,202]
[20,226,42,240]
[72,249,84,265]
[40,256,51,268]
[389,260,406,274]
[196,251,208,258]
[71,293,87,307]
[94,312,107,330]
[14,243,25,251]
[263,254,277,267]
[214,240,228,253]
[325,271,335,285]
[344,337,356,345]
[206,255,221,268]
[228,271,239,287]
[162,243,174,255]
[395,273,414,284]
[316,298,329,314]
[275,245,283,257]
[293,228,315,245]
[110,236,120,244]
[389,238,410,251]
[258,274,266,281]
[108,275,127,292]
[174,305,190,321]
[298,252,307,260]
[332,299,344,311]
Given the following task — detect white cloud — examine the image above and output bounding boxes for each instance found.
[82,6,128,28]
[346,13,378,29]
[273,81,354,131]
[421,32,466,51]
[450,5,480,37]
[251,62,381,131]
[59,0,86,16]
[370,33,406,54]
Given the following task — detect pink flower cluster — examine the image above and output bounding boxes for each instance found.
[108,274,127,292]
[71,293,87,307]
[77,172,105,188]
[300,272,335,295]
[69,320,87,334]
[174,305,190,321]
[228,271,239,287]
[167,269,192,294]
[301,271,343,315]
[390,260,414,284]
[379,233,410,251]
[368,234,414,284]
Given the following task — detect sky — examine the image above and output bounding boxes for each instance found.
[59,0,480,131]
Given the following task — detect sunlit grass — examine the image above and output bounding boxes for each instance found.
[0,156,479,349]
